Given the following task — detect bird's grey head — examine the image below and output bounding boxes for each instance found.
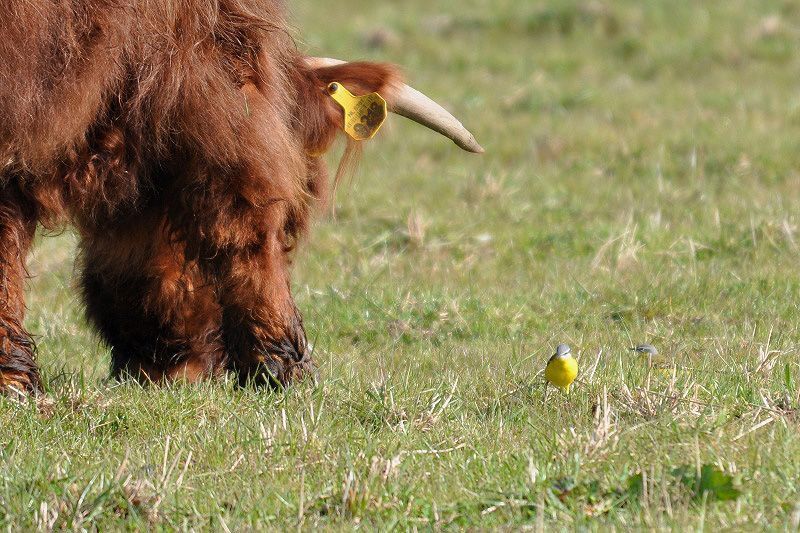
[631,344,658,356]
[554,344,571,358]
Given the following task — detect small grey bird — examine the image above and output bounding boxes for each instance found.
[630,343,672,371]
[630,344,658,356]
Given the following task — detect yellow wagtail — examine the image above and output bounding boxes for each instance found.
[545,343,578,393]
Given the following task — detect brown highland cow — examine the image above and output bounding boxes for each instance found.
[0,1,481,395]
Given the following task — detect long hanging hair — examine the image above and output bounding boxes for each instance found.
[0,0,399,237]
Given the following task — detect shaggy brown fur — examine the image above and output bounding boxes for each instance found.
[0,0,400,393]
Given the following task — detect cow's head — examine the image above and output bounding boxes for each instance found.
[243,55,483,386]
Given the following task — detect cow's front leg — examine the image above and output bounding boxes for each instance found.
[79,210,228,385]
[172,166,313,388]
[0,183,40,396]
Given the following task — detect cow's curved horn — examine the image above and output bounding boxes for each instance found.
[306,57,484,154]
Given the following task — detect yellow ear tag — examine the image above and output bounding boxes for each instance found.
[327,82,387,141]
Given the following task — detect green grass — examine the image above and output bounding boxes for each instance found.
[3,0,800,529]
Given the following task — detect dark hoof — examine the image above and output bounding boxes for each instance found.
[0,370,42,399]
[0,330,41,398]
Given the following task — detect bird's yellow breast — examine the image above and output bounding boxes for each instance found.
[545,356,578,389]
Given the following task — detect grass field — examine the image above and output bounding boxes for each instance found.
[3,0,800,529]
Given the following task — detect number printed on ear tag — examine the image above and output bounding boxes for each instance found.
[327,82,388,141]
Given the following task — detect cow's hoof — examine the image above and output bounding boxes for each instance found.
[0,322,41,399]
[1,343,41,400]
[0,370,42,401]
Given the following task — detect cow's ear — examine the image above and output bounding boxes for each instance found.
[293,61,401,170]
[311,61,402,102]
[304,57,483,154]
[290,61,401,158]
[311,63,401,183]
[311,62,402,147]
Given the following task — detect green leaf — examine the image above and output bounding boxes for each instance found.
[698,464,741,501]
[671,464,741,502]
[625,473,643,499]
